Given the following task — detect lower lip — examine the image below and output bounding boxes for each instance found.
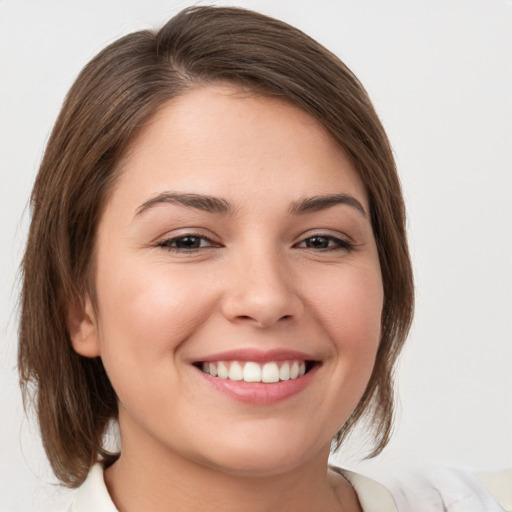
[195,364,319,405]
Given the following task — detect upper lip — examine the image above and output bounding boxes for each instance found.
[192,348,319,364]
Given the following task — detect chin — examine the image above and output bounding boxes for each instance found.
[193,426,328,477]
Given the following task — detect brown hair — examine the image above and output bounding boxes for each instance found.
[18,6,414,487]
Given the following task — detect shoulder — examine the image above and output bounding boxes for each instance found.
[332,464,511,512]
[384,466,510,512]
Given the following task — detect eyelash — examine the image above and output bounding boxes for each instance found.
[156,233,218,253]
[156,233,354,253]
[295,235,354,252]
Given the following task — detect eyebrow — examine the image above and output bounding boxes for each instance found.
[135,192,233,216]
[135,191,366,218]
[289,194,367,216]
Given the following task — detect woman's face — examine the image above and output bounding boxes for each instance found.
[74,84,383,475]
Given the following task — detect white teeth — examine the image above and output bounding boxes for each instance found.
[279,362,290,381]
[200,360,310,383]
[290,361,299,379]
[217,361,229,379]
[228,361,243,381]
[261,362,280,383]
[243,362,262,382]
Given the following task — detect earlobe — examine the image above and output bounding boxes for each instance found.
[67,295,101,358]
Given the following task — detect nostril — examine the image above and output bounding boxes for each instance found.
[239,314,292,321]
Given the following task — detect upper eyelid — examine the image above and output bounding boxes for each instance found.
[158,233,218,244]
[154,228,220,243]
[295,235,353,247]
[155,234,221,254]
[294,229,354,244]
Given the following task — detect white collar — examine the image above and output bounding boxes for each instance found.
[70,463,118,512]
[338,468,398,512]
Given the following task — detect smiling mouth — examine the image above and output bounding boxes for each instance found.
[195,360,316,383]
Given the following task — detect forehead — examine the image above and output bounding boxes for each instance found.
[112,83,368,212]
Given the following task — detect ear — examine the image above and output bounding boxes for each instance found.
[67,294,101,357]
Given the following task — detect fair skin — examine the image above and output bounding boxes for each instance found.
[71,84,383,512]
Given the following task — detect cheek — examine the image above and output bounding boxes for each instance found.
[318,266,383,417]
[311,264,383,353]
[94,258,219,376]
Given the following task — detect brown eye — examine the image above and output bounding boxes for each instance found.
[296,235,353,251]
[172,236,203,249]
[157,234,218,252]
[304,236,330,249]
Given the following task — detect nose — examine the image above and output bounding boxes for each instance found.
[220,250,304,328]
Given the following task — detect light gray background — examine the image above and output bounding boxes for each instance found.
[1,1,511,510]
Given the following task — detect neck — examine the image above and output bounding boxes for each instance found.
[104,424,360,512]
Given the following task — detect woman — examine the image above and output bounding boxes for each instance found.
[17,6,508,511]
